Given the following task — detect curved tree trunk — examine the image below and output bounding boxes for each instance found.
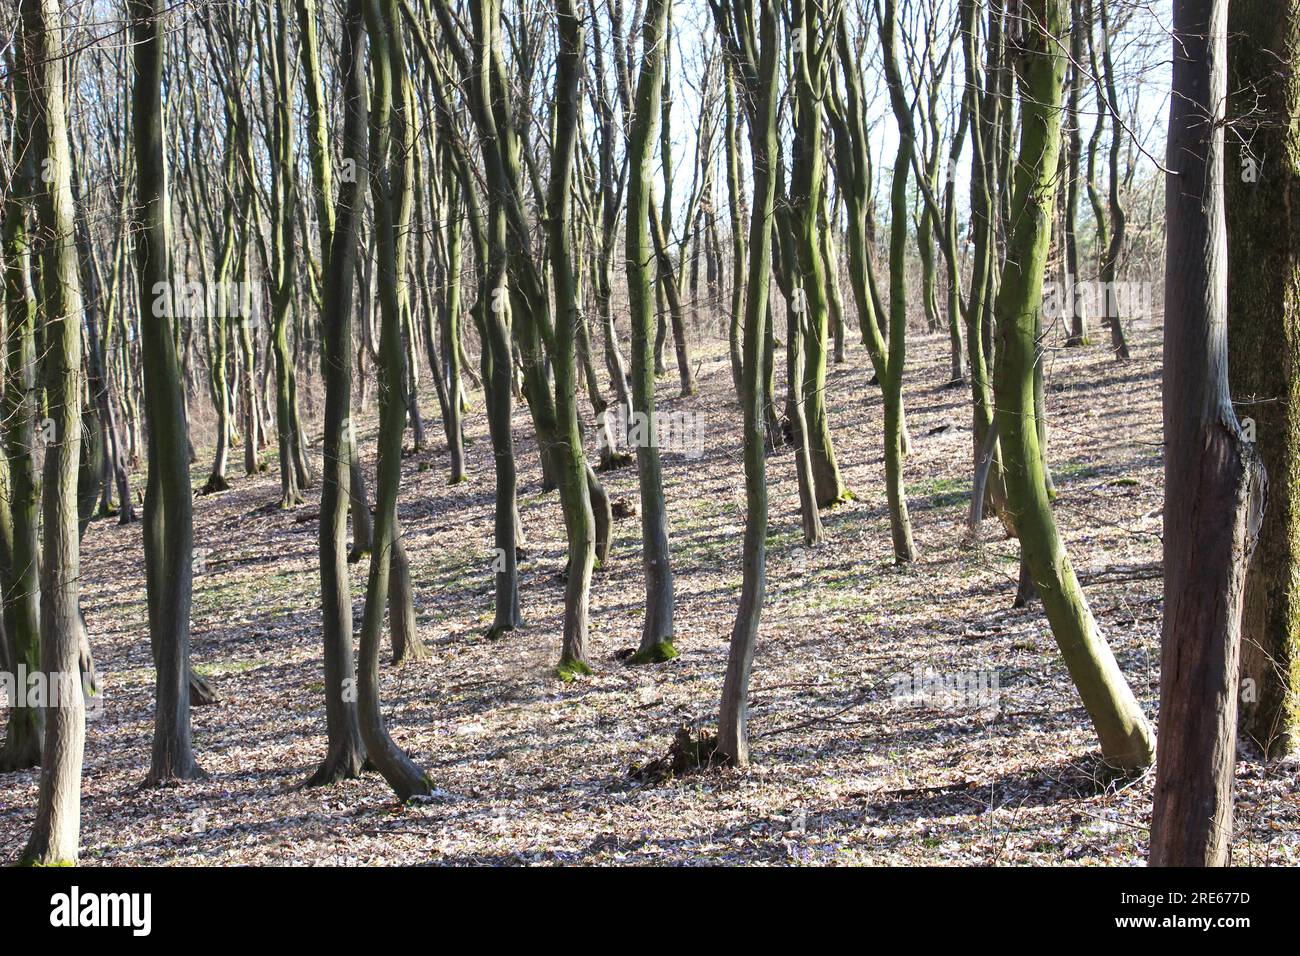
[714,0,779,767]
[991,0,1152,771]
[356,0,433,799]
[305,0,367,786]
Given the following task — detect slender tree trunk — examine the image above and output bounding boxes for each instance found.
[991,0,1153,771]
[0,65,43,772]
[879,0,918,564]
[306,0,368,786]
[19,0,88,863]
[440,166,468,484]
[356,0,433,799]
[715,0,779,767]
[723,57,746,401]
[625,0,676,662]
[132,0,203,786]
[790,0,847,509]
[1064,0,1089,347]
[550,0,597,677]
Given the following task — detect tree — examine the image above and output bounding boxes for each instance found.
[1063,0,1088,347]
[990,0,1153,770]
[1089,0,1131,360]
[825,12,916,566]
[1150,0,1266,866]
[19,0,88,864]
[625,0,677,663]
[131,0,203,785]
[307,0,369,786]
[265,0,310,507]
[355,0,434,799]
[789,0,846,514]
[549,0,599,676]
[1226,0,1300,758]
[876,0,921,565]
[712,0,779,766]
[0,33,43,771]
[405,0,525,639]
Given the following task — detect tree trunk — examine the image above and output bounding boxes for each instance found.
[879,0,919,565]
[990,0,1153,771]
[19,0,88,863]
[715,0,779,767]
[1150,0,1266,866]
[0,63,43,772]
[133,0,203,786]
[307,0,368,786]
[625,0,676,662]
[356,0,433,799]
[550,0,598,678]
[1225,0,1300,759]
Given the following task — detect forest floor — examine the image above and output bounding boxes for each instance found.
[2,320,1298,866]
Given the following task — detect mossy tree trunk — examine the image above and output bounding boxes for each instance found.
[625,0,676,661]
[790,0,847,510]
[412,0,524,640]
[991,0,1153,771]
[356,0,433,799]
[548,0,598,676]
[0,52,43,772]
[1226,0,1300,759]
[19,0,88,864]
[266,1,305,507]
[877,0,919,564]
[959,0,1009,522]
[712,0,779,766]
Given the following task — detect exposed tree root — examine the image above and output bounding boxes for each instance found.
[630,725,725,785]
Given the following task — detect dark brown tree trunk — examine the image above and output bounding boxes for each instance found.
[307,0,368,786]
[1150,0,1266,866]
[133,0,203,786]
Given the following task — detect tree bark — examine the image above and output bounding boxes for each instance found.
[1225,0,1300,759]
[307,0,368,786]
[0,43,43,772]
[1151,0,1266,866]
[19,0,88,863]
[990,0,1153,771]
[625,0,676,662]
[713,0,779,766]
[132,0,203,786]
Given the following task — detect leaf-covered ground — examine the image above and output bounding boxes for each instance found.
[2,323,1297,865]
